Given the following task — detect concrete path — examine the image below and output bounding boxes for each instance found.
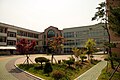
[75,61,107,80]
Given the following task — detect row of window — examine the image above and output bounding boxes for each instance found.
[64,48,72,53]
[64,29,108,38]
[0,37,16,45]
[0,36,39,45]
[64,38,108,46]
[17,30,38,38]
[64,32,74,38]
[0,28,39,39]
[64,40,75,46]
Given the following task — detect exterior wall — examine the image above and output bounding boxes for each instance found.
[38,33,43,46]
[0,22,41,48]
[110,30,120,53]
[106,0,120,53]
[0,25,7,46]
[41,26,63,54]
[44,26,61,45]
[63,23,108,54]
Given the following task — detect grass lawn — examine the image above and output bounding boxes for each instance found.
[98,62,120,80]
[18,60,100,80]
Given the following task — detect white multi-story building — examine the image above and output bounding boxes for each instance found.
[0,22,108,54]
[63,23,108,53]
[0,22,40,54]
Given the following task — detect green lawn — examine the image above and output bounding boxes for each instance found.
[18,60,99,80]
[98,62,120,80]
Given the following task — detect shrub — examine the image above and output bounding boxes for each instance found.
[35,57,49,69]
[51,70,65,80]
[58,60,61,64]
[69,56,75,62]
[44,62,53,76]
[65,59,74,67]
[80,55,87,63]
[75,61,82,69]
[35,57,49,63]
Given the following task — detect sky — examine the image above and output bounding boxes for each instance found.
[0,0,105,32]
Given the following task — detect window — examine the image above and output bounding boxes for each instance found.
[8,31,16,37]
[64,32,74,38]
[64,40,75,46]
[0,27,7,33]
[0,36,6,42]
[64,48,72,53]
[47,30,55,38]
[7,40,16,45]
[34,34,38,38]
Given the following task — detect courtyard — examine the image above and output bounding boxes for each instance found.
[0,54,106,80]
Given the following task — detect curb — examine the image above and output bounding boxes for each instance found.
[14,64,45,80]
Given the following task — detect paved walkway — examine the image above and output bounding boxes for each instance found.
[75,61,107,80]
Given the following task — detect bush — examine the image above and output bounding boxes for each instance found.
[80,55,87,63]
[35,57,49,63]
[44,62,53,76]
[35,57,49,69]
[51,70,65,80]
[65,59,74,67]
[58,60,61,64]
[75,61,82,69]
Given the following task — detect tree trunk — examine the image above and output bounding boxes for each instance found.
[105,22,114,69]
[88,54,90,60]
[51,54,54,64]
[26,55,29,65]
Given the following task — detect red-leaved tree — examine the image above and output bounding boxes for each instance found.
[16,38,36,64]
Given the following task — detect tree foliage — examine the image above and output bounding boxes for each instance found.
[85,39,96,60]
[72,47,81,61]
[35,57,49,69]
[92,2,106,22]
[48,36,64,53]
[16,38,36,54]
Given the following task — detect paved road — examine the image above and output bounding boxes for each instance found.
[75,61,107,80]
[0,55,41,80]
[0,56,19,80]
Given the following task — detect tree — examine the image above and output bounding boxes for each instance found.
[35,57,49,69]
[92,2,114,69]
[108,7,120,35]
[72,47,81,61]
[48,36,64,63]
[85,39,96,60]
[44,62,53,76]
[16,38,36,64]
